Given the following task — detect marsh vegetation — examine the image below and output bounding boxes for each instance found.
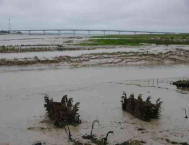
[44,95,81,127]
[121,92,162,121]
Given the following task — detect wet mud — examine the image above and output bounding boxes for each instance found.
[0,48,189,67]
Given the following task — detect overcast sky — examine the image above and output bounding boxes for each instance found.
[0,0,189,32]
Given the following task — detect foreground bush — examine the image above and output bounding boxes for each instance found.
[121,92,162,121]
[173,80,189,88]
[44,95,81,127]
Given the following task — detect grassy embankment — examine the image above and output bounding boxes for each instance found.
[79,34,189,46]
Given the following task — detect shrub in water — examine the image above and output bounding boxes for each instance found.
[121,92,162,121]
[173,80,189,88]
[44,95,81,127]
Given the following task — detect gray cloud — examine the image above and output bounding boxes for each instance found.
[0,0,189,32]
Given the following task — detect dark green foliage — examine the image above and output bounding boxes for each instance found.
[121,92,162,121]
[44,95,81,127]
[173,80,189,88]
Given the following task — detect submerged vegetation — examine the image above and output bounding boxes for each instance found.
[173,80,189,88]
[82,120,113,145]
[44,95,81,127]
[65,121,143,145]
[121,92,162,121]
[82,131,113,145]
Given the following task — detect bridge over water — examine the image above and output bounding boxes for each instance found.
[9,29,175,35]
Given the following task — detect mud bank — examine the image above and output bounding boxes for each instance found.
[0,48,189,67]
[0,45,89,53]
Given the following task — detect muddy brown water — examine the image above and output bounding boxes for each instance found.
[0,65,189,145]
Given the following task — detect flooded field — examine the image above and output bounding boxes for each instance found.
[0,34,189,145]
[0,65,189,145]
[1,35,189,67]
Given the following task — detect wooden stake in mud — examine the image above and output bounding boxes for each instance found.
[184,108,188,119]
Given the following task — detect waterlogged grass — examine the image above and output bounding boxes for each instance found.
[79,39,142,46]
[0,46,17,52]
[78,34,189,46]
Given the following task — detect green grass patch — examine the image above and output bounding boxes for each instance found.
[79,36,189,46]
[79,39,142,46]
[92,33,189,40]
